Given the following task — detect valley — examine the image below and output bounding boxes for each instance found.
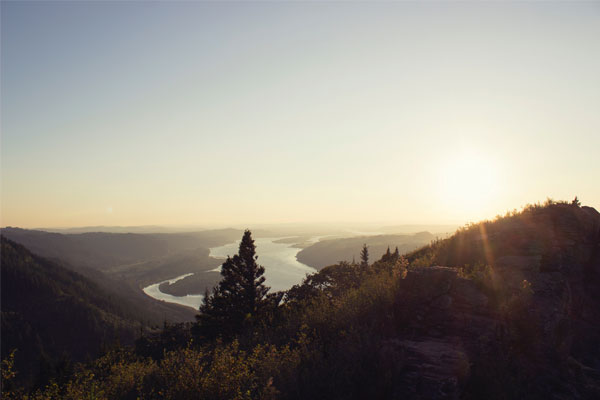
[1,226,433,317]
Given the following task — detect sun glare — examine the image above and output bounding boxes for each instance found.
[438,151,500,217]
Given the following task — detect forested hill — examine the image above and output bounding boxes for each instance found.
[0,228,244,271]
[297,232,434,269]
[0,237,143,388]
[0,228,168,270]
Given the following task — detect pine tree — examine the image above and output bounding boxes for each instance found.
[392,246,400,261]
[382,246,392,262]
[360,244,369,269]
[194,230,269,340]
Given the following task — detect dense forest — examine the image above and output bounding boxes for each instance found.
[2,201,600,399]
[0,238,143,389]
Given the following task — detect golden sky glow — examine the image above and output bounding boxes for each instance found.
[1,2,599,228]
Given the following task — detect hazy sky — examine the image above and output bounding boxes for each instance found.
[2,1,599,228]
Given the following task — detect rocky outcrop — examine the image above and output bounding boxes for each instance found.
[384,267,494,399]
[388,205,600,399]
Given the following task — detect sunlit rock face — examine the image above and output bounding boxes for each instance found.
[385,205,600,399]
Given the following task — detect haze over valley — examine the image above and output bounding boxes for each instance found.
[1,225,438,308]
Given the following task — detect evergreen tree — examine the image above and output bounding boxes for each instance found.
[360,244,369,269]
[572,196,581,207]
[194,230,269,340]
[392,246,400,261]
[382,246,392,262]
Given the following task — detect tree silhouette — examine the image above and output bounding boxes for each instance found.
[360,244,369,269]
[381,246,392,262]
[393,246,400,260]
[194,230,269,340]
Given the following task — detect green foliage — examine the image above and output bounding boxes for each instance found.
[29,250,410,399]
[1,350,22,400]
[26,341,302,400]
[458,262,490,281]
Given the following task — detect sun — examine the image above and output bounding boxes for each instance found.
[438,151,501,217]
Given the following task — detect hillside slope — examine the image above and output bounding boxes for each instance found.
[1,237,145,387]
[396,203,600,398]
[0,228,242,322]
[0,228,242,271]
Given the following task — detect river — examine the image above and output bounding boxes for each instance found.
[142,237,318,309]
[142,273,205,309]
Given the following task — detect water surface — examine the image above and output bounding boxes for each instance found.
[209,237,317,292]
[142,273,204,309]
[143,237,317,308]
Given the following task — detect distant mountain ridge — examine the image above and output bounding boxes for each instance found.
[0,228,169,270]
[34,225,183,234]
[297,232,435,269]
[0,227,244,271]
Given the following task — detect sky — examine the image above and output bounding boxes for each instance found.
[1,1,599,228]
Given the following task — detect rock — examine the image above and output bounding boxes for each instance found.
[392,338,470,399]
[391,204,600,399]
